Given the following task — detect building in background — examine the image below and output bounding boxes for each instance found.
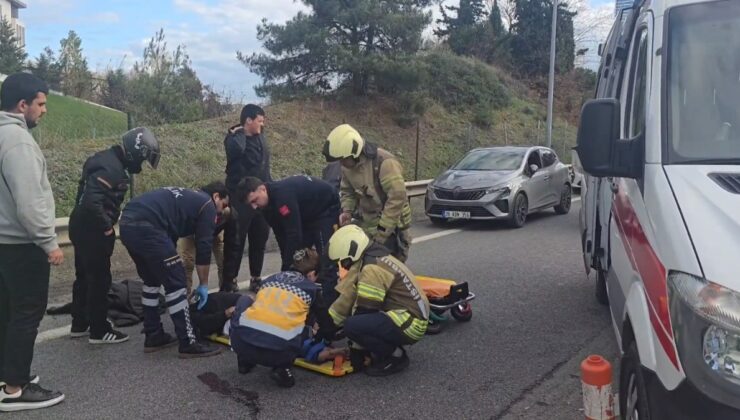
[0,0,25,47]
[616,0,634,16]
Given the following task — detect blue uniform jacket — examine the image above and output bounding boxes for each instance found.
[121,187,217,265]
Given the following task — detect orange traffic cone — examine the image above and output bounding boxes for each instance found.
[581,355,616,420]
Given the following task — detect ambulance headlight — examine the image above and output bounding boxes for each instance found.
[668,271,740,409]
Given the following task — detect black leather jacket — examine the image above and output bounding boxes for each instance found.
[70,146,130,232]
[224,124,272,191]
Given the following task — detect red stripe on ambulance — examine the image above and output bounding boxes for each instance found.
[612,183,680,370]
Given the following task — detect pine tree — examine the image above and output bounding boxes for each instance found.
[434,0,488,56]
[511,0,575,76]
[489,0,506,37]
[0,18,27,74]
[30,47,62,90]
[239,0,433,99]
[58,30,93,98]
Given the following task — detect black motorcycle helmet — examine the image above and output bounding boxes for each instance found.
[121,127,160,174]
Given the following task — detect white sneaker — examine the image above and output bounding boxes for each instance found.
[0,383,64,412]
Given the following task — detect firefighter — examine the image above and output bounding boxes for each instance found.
[118,182,228,358]
[322,124,413,262]
[69,127,160,344]
[324,224,429,376]
[238,175,341,302]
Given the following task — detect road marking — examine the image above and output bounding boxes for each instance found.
[413,229,463,244]
[36,277,265,344]
[573,196,581,202]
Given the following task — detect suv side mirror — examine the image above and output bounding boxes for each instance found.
[574,98,643,179]
[529,164,539,175]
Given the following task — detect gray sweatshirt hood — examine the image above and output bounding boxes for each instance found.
[0,111,29,129]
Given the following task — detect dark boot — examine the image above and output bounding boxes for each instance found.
[365,347,410,377]
[248,277,262,292]
[270,367,295,388]
[178,341,224,359]
[144,330,178,353]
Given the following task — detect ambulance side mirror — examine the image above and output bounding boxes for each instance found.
[575,98,643,179]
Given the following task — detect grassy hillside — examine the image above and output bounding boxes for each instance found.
[33,93,128,143]
[42,94,576,217]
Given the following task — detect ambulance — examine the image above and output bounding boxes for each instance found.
[575,0,740,418]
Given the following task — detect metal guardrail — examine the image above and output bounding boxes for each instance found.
[54,180,435,248]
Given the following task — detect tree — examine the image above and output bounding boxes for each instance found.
[0,18,27,74]
[489,0,506,37]
[127,29,205,124]
[58,30,93,98]
[434,0,489,56]
[511,0,576,77]
[239,0,434,99]
[101,68,128,111]
[30,47,62,90]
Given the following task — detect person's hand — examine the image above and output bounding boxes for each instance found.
[195,285,209,310]
[104,229,114,236]
[225,306,235,318]
[47,248,64,266]
[339,212,352,226]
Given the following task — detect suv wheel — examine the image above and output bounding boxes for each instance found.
[554,184,572,214]
[508,193,528,228]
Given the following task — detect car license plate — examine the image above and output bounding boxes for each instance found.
[444,210,471,219]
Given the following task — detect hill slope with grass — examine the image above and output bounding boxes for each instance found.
[43,92,576,217]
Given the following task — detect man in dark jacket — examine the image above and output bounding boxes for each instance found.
[238,175,341,302]
[69,127,160,344]
[118,182,228,358]
[223,104,271,292]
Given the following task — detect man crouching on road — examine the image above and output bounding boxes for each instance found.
[323,225,430,376]
[118,181,229,358]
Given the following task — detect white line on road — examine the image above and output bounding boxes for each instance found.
[412,229,463,244]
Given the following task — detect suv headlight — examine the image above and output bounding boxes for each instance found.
[668,271,740,408]
[486,185,511,196]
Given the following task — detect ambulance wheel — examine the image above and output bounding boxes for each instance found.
[450,302,472,322]
[620,341,651,420]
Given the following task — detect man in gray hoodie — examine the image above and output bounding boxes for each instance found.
[0,73,65,412]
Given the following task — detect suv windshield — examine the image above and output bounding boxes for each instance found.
[667,1,740,164]
[454,149,525,171]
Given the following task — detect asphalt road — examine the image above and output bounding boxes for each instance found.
[18,200,619,420]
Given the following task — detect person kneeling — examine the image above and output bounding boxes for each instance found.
[229,248,335,388]
[325,225,430,376]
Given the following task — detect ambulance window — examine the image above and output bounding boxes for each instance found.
[627,29,648,138]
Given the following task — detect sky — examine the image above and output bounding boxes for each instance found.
[21,0,617,103]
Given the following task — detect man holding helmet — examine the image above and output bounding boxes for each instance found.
[69,127,160,344]
[325,224,429,376]
[322,124,412,262]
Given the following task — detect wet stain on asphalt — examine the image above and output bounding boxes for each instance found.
[198,372,260,418]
